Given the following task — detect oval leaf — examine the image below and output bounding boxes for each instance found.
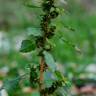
[43,51,56,72]
[20,40,36,53]
[27,27,42,37]
[55,71,64,80]
[44,71,54,87]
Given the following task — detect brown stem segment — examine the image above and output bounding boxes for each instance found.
[40,57,45,83]
[39,56,45,95]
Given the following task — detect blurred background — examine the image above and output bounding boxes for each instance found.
[0,0,96,96]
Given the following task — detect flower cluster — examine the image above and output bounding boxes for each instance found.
[41,80,64,95]
[41,0,59,37]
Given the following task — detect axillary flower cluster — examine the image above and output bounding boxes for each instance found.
[36,0,59,51]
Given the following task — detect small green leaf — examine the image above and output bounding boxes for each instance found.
[44,71,54,87]
[20,40,36,53]
[55,71,64,80]
[24,1,41,8]
[54,71,68,84]
[25,4,41,8]
[27,27,42,37]
[31,91,40,96]
[43,51,56,72]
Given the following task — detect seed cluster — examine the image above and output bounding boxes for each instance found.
[30,65,39,88]
[30,64,48,88]
[36,0,59,52]
[41,80,64,95]
[41,0,59,39]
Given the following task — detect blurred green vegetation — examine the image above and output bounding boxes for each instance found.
[0,0,96,95]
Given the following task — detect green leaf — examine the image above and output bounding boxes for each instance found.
[24,1,41,8]
[20,40,36,53]
[44,71,54,87]
[25,4,41,8]
[43,51,56,72]
[55,71,64,80]
[54,71,68,86]
[31,91,40,96]
[27,27,42,37]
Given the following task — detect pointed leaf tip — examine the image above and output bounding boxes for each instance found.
[20,40,36,53]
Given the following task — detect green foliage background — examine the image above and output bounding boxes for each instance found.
[0,0,96,95]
